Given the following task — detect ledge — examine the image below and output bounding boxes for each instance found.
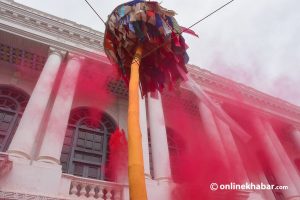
[0,152,12,177]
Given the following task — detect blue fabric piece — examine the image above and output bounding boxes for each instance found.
[129,22,135,32]
[121,15,130,25]
[118,6,126,18]
[155,14,163,28]
[183,52,189,64]
[132,21,145,42]
[166,16,173,28]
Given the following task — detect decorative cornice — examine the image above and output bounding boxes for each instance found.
[48,47,66,59]
[187,65,300,124]
[0,0,107,61]
[67,52,85,62]
[0,190,69,200]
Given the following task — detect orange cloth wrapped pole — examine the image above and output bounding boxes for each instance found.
[128,45,148,200]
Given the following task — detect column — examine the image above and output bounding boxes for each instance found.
[8,47,65,159]
[263,121,300,192]
[199,102,230,168]
[215,117,249,184]
[291,129,300,151]
[37,54,82,164]
[147,93,171,180]
[253,118,300,199]
[139,95,151,178]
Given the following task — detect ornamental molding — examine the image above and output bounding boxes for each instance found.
[0,190,69,200]
[48,47,66,59]
[187,65,300,124]
[0,153,12,177]
[0,0,108,61]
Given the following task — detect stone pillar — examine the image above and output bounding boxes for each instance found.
[263,121,300,192]
[147,93,171,180]
[7,47,65,159]
[253,118,300,199]
[37,54,82,164]
[139,95,151,178]
[291,129,300,151]
[215,117,249,183]
[199,102,229,168]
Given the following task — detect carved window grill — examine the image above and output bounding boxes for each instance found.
[0,86,29,152]
[106,78,128,98]
[60,107,116,181]
[0,43,46,71]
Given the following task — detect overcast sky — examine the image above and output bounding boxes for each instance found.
[14,0,300,106]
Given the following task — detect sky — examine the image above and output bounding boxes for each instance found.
[14,0,300,106]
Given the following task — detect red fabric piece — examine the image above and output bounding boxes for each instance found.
[104,1,191,96]
[146,10,155,17]
[180,26,199,37]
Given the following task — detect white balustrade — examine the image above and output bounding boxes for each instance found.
[65,175,124,200]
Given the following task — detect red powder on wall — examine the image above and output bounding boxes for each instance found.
[164,102,235,199]
[75,61,117,110]
[106,128,128,183]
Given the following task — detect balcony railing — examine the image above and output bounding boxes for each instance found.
[62,174,124,200]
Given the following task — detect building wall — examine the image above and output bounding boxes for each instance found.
[0,1,300,200]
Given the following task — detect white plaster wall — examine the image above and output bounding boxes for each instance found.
[118,179,172,200]
[145,179,172,200]
[0,157,63,197]
[0,63,37,95]
[58,176,72,197]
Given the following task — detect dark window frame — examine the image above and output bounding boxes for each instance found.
[0,86,29,152]
[60,108,116,181]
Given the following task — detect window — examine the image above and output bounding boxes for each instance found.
[60,107,116,181]
[0,86,29,152]
[147,128,154,178]
[147,127,184,181]
[258,151,285,200]
[166,128,184,182]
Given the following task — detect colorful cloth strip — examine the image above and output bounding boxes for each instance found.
[104,0,194,96]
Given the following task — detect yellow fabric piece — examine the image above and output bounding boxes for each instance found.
[128,46,148,200]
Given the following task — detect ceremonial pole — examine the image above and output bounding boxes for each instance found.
[104,2,191,199]
[128,46,148,200]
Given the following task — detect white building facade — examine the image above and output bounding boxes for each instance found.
[0,0,300,199]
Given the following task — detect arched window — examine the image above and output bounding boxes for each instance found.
[0,86,29,152]
[148,127,184,181]
[60,107,116,180]
[166,128,184,182]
